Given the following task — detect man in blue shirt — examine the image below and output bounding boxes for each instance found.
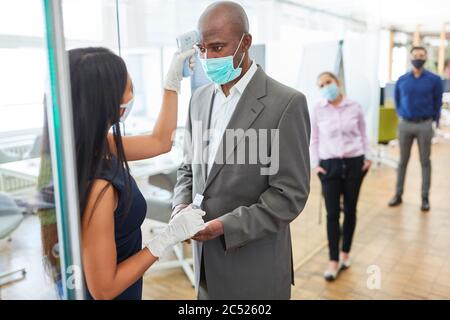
[389,46,443,211]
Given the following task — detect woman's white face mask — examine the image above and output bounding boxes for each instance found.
[119,97,134,123]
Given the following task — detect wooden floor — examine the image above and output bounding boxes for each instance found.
[1,134,450,299]
[0,214,59,300]
[292,135,450,300]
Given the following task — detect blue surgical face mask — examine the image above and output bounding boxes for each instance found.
[199,34,246,85]
[119,97,134,123]
[320,82,340,101]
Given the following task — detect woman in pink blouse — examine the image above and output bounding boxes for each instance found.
[310,71,372,281]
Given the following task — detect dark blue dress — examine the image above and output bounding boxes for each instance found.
[86,156,147,300]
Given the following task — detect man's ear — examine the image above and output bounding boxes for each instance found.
[243,33,252,51]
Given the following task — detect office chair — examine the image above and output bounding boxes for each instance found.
[140,170,195,287]
[0,192,27,286]
[374,106,399,168]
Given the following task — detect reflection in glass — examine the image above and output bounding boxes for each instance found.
[36,97,63,298]
[0,0,61,299]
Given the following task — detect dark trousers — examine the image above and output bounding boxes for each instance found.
[318,156,366,262]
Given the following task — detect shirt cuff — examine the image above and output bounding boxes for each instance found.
[310,155,319,168]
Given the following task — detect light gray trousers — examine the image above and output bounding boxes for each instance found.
[395,119,434,198]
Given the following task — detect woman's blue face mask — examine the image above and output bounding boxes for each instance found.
[199,34,246,85]
[320,82,340,101]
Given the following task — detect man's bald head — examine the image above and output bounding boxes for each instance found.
[198,1,249,38]
[196,1,253,88]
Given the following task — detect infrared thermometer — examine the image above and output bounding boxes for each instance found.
[176,30,200,77]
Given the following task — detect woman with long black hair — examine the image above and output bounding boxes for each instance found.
[68,47,205,300]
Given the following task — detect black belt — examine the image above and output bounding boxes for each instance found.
[403,117,432,123]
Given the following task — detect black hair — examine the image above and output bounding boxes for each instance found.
[68,47,132,220]
[410,46,427,54]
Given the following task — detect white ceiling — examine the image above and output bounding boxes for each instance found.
[289,0,450,33]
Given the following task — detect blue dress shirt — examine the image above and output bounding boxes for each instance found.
[394,69,443,122]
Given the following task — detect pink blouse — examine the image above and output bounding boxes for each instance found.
[310,98,370,168]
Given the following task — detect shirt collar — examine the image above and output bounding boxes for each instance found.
[215,60,258,95]
[409,69,428,78]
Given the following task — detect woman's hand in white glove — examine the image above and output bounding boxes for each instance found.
[163,48,196,94]
[167,206,206,243]
[145,206,206,258]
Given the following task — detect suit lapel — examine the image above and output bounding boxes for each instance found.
[203,67,268,192]
[200,86,215,186]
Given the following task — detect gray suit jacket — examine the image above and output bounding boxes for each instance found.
[173,66,311,299]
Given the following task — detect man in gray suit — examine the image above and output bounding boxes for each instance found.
[171,1,310,300]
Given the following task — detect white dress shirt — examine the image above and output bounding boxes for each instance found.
[206,61,258,175]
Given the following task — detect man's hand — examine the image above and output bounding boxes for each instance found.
[192,219,224,242]
[433,121,439,132]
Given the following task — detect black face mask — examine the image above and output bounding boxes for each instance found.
[412,59,426,69]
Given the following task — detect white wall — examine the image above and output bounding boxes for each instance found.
[343,30,381,146]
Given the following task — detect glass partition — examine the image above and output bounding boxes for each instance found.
[0,0,62,300]
[0,0,119,300]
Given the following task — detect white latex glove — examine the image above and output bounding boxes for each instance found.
[145,206,206,258]
[171,203,188,220]
[163,48,196,94]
